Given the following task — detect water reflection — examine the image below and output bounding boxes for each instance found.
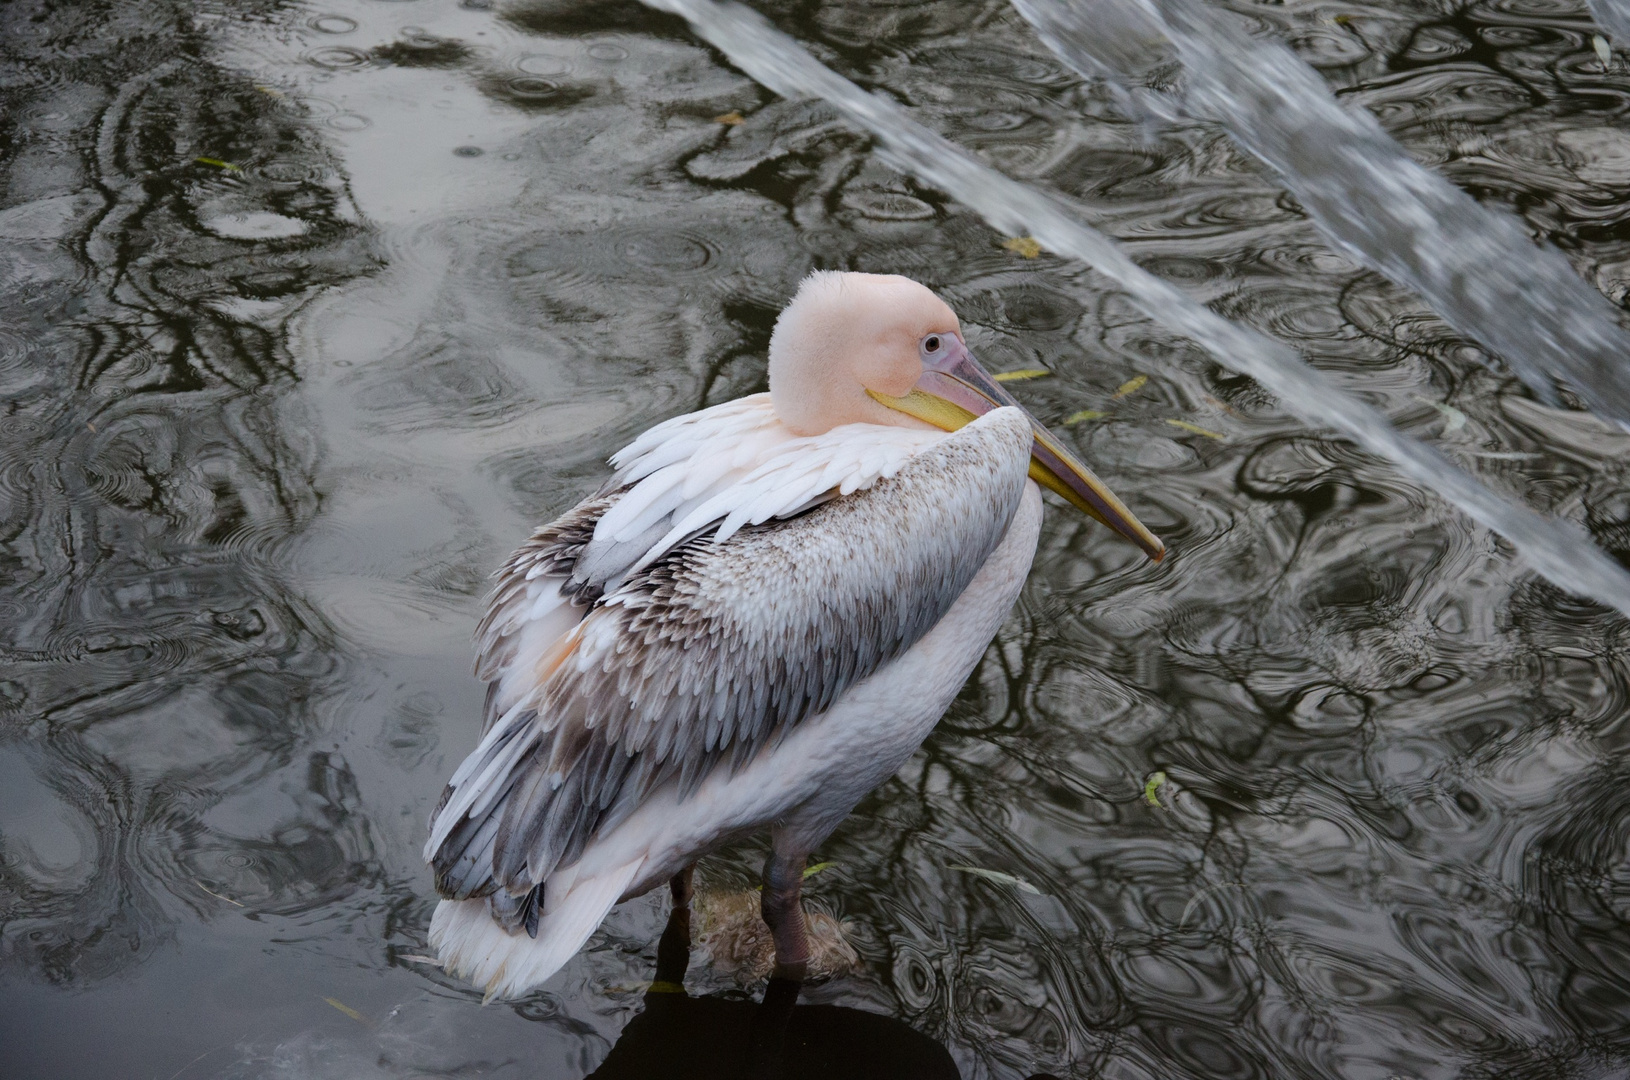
[2,0,1630,1077]
[590,905,959,1080]
[0,0,383,999]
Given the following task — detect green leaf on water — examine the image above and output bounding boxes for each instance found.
[194,157,242,172]
[947,865,1041,894]
[1144,771,1168,808]
[1166,419,1226,440]
[803,860,836,879]
[1065,409,1107,425]
[992,369,1051,382]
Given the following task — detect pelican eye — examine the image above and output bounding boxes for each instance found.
[920,334,946,357]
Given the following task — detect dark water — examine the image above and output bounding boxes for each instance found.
[3,0,1630,1077]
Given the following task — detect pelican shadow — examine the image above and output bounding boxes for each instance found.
[587,903,958,1080]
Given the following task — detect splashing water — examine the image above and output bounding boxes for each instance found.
[642,0,1630,617]
[1015,0,1630,427]
[1589,0,1630,47]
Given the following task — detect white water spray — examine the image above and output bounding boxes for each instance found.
[1016,0,1630,425]
[644,0,1630,616]
[1589,0,1630,47]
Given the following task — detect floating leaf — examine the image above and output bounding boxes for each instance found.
[1165,419,1226,440]
[255,85,286,98]
[713,111,746,125]
[1144,771,1168,808]
[947,864,1041,894]
[1333,13,1353,25]
[396,954,442,967]
[1065,409,1106,425]
[1202,394,1238,416]
[194,157,242,172]
[753,860,836,890]
[647,979,686,994]
[1002,236,1043,258]
[1409,394,1467,432]
[992,369,1051,382]
[194,880,244,906]
[1113,374,1147,398]
[323,997,366,1023]
[1596,34,1614,69]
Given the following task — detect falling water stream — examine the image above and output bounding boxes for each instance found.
[3,0,1630,1078]
[1589,0,1630,45]
[647,0,1630,615]
[1020,0,1630,423]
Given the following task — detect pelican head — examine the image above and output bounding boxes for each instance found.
[768,270,1165,561]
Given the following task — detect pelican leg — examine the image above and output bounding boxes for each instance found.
[759,848,812,983]
[653,865,696,992]
[670,864,695,909]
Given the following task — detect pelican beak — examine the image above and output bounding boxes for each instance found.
[868,335,1165,562]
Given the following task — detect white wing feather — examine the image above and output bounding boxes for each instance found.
[588,393,944,587]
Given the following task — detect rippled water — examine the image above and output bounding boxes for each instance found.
[3,0,1630,1077]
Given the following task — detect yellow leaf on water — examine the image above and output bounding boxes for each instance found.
[713,111,746,125]
[194,880,244,906]
[1166,419,1226,440]
[1065,409,1106,424]
[323,998,366,1023]
[1596,35,1614,70]
[1002,236,1043,258]
[1144,771,1168,808]
[194,157,242,172]
[1113,374,1147,398]
[255,85,286,98]
[992,369,1051,382]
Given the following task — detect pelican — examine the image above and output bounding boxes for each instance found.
[425,271,1164,999]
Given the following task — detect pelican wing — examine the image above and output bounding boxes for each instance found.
[429,408,1033,930]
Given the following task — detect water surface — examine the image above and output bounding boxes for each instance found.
[3,0,1630,1077]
